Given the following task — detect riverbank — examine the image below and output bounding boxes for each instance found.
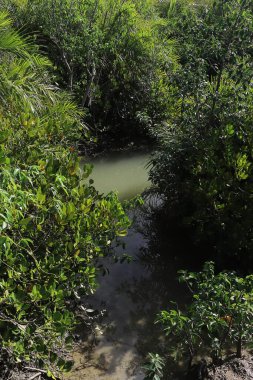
[208,354,253,380]
[79,132,155,159]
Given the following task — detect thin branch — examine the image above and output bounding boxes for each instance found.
[28,373,42,380]
[28,372,41,380]
[24,366,47,374]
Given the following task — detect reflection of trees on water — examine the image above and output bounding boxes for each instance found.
[119,197,209,378]
[115,271,188,379]
[71,197,208,379]
[135,194,211,271]
[108,205,187,378]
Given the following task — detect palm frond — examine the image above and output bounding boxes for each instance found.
[0,56,54,112]
[0,12,29,54]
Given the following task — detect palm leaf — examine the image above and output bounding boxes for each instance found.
[0,12,29,54]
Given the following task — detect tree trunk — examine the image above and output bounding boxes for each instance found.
[236,337,242,358]
[81,64,96,108]
[68,69,73,92]
[51,38,74,92]
[188,351,193,371]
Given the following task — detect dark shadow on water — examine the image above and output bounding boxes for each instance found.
[68,198,221,379]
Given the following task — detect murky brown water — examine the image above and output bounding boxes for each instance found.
[63,150,188,380]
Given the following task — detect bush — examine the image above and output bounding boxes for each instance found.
[157,262,253,370]
[149,0,253,261]
[0,12,129,377]
[7,0,177,141]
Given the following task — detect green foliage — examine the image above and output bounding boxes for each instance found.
[0,12,129,375]
[149,0,253,261]
[5,0,177,141]
[143,353,165,380]
[158,262,253,368]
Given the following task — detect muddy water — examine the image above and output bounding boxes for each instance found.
[63,150,187,380]
[84,150,151,200]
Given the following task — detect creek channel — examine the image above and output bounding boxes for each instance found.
[63,149,191,380]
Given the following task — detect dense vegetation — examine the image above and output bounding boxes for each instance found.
[5,0,176,144]
[159,263,253,365]
[150,0,253,264]
[0,12,129,377]
[148,1,253,377]
[1,0,253,378]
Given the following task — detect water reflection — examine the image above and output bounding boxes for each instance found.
[64,202,196,380]
[64,152,199,380]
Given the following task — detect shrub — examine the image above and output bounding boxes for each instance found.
[158,262,253,369]
[149,0,253,261]
[0,12,129,377]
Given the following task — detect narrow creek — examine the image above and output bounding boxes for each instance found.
[63,150,189,380]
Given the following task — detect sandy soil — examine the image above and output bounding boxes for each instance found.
[208,355,253,380]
